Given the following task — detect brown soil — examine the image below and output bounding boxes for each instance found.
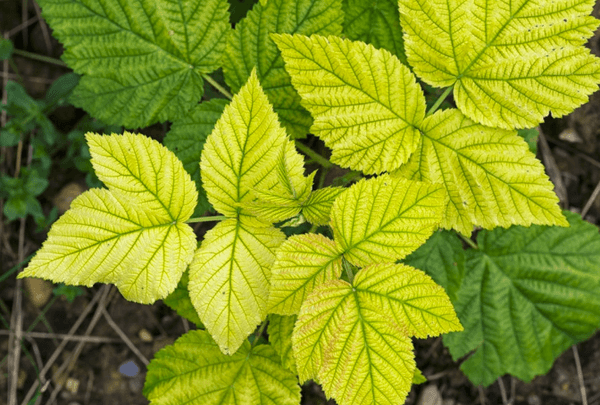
[2,1,600,405]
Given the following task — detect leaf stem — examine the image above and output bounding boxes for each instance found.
[185,215,227,224]
[295,141,333,169]
[458,233,478,249]
[202,74,233,100]
[251,321,268,349]
[426,86,453,116]
[343,258,355,284]
[12,49,67,67]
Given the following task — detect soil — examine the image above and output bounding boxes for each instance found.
[2,1,600,405]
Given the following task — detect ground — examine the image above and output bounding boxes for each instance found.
[1,1,600,404]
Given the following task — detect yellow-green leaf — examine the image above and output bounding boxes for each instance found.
[331,174,445,267]
[87,131,198,221]
[394,109,568,235]
[20,189,196,304]
[293,263,461,405]
[144,330,300,405]
[268,234,342,315]
[268,314,298,373]
[400,0,600,129]
[273,34,426,174]
[189,218,285,355]
[20,133,197,304]
[201,70,300,218]
[301,186,345,226]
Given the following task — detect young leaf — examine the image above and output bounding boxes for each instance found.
[301,186,345,226]
[394,109,568,235]
[342,0,407,64]
[293,263,462,405]
[331,174,445,267]
[223,0,344,137]
[402,230,465,303]
[87,132,198,221]
[163,270,203,328]
[37,0,230,127]
[189,218,285,355]
[164,99,229,216]
[443,211,600,386]
[268,314,298,373]
[201,70,302,218]
[19,133,197,303]
[273,34,426,173]
[268,234,342,315]
[399,0,600,129]
[144,330,300,405]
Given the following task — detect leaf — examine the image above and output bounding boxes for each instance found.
[413,368,427,384]
[301,186,345,226]
[201,70,301,218]
[293,263,461,405]
[399,0,600,129]
[268,234,342,315]
[0,38,13,60]
[402,229,465,303]
[443,211,600,386]
[38,0,231,127]
[223,0,344,137]
[394,109,568,235]
[144,330,301,405]
[273,34,426,173]
[163,270,203,328]
[189,218,285,355]
[268,314,297,373]
[331,174,445,267]
[342,0,407,64]
[164,99,229,216]
[19,133,197,303]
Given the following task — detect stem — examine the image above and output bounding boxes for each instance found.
[294,141,333,169]
[185,215,227,224]
[426,86,453,116]
[251,321,268,349]
[343,258,355,284]
[202,74,233,100]
[12,49,67,67]
[458,233,478,249]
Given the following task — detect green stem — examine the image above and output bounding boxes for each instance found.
[12,49,67,67]
[426,86,453,116]
[294,141,333,169]
[185,215,227,224]
[251,321,268,349]
[343,258,355,284]
[458,233,478,249]
[202,74,233,100]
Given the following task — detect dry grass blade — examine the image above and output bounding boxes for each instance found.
[538,128,568,208]
[102,308,149,366]
[573,345,588,405]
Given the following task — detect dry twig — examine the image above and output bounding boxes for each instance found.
[573,345,588,405]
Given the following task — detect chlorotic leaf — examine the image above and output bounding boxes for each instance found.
[403,229,465,303]
[164,99,229,216]
[144,330,301,405]
[163,270,203,328]
[293,263,461,405]
[273,34,426,173]
[342,0,407,64]
[413,368,427,384]
[189,218,285,355]
[201,70,299,217]
[37,0,231,127]
[399,0,600,129]
[19,133,197,303]
[394,109,568,235]
[268,314,298,373]
[87,132,198,221]
[331,174,445,267]
[268,234,342,315]
[19,189,197,304]
[444,211,600,386]
[223,0,344,137]
[301,186,345,226]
